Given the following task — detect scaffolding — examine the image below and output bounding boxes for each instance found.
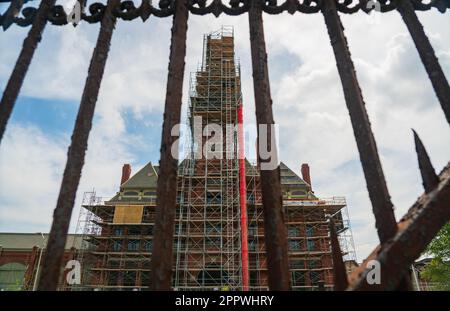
[71,27,357,291]
[70,191,155,290]
[244,163,357,291]
[174,26,243,290]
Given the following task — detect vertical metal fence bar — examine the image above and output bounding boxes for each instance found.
[321,0,398,244]
[151,0,189,291]
[329,218,349,291]
[396,0,450,123]
[248,0,290,290]
[37,0,120,290]
[0,0,56,144]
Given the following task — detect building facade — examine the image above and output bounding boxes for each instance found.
[0,233,81,290]
[72,27,356,291]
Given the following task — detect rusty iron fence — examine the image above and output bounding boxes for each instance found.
[0,0,449,291]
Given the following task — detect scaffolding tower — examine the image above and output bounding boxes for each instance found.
[175,26,243,290]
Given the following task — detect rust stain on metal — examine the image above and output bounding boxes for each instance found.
[329,218,349,291]
[248,0,290,291]
[396,0,450,124]
[0,0,56,143]
[413,129,439,193]
[37,0,120,291]
[321,0,398,244]
[151,0,189,291]
[348,163,450,290]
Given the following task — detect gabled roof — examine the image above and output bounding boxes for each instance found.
[121,162,158,189]
[279,162,310,186]
[109,159,313,200]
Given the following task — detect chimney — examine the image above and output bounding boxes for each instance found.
[301,163,312,189]
[121,164,132,185]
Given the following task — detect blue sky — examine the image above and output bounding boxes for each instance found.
[1,1,449,260]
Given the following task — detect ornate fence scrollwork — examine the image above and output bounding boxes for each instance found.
[1,0,448,29]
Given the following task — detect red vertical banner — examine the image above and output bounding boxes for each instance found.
[238,103,249,290]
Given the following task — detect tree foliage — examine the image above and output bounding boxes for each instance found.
[421,222,450,290]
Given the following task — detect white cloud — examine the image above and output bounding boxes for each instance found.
[0,124,66,231]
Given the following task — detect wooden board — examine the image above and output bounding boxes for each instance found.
[113,205,143,224]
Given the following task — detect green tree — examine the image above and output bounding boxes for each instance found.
[421,222,450,290]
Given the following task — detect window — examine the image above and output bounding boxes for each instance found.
[174,224,181,235]
[145,240,153,252]
[305,225,314,237]
[307,240,315,251]
[308,260,321,269]
[143,191,157,196]
[174,240,186,251]
[248,240,257,251]
[141,271,151,286]
[125,261,139,269]
[288,226,300,237]
[290,259,305,269]
[205,223,221,235]
[128,240,140,251]
[112,240,122,252]
[292,271,306,287]
[123,271,137,287]
[281,176,298,182]
[107,271,119,286]
[207,178,221,187]
[289,240,301,251]
[206,192,221,204]
[247,193,255,204]
[206,238,221,248]
[248,225,257,236]
[0,263,26,290]
[108,260,120,268]
[291,190,306,197]
[128,227,140,236]
[310,271,322,286]
[114,228,123,236]
[144,226,154,235]
[124,191,139,196]
[249,272,258,287]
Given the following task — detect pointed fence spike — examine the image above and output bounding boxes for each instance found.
[413,129,439,193]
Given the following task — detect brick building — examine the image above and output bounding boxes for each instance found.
[72,27,356,291]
